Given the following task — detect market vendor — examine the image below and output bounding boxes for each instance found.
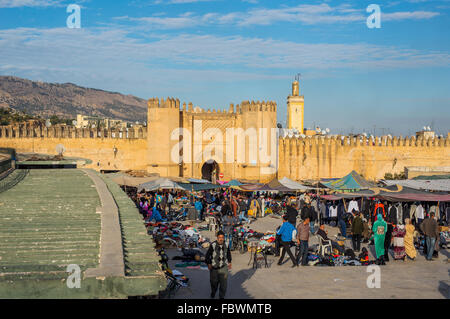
[317,224,344,254]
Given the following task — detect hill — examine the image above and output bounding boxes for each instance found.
[0,76,147,123]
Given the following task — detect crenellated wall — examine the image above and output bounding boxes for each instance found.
[0,125,148,171]
[1,103,449,181]
[278,135,450,181]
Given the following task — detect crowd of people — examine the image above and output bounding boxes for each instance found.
[130,186,448,266]
[124,185,448,298]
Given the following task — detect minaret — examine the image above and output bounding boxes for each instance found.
[287,76,305,133]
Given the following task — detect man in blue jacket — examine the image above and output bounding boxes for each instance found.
[277,215,298,267]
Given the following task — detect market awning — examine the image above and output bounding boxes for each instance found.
[178,183,224,192]
[223,179,244,187]
[279,177,314,191]
[321,171,376,190]
[137,178,185,192]
[320,184,450,202]
[259,178,293,192]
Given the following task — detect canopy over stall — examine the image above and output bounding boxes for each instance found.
[319,184,450,202]
[259,178,294,192]
[223,179,244,187]
[321,171,376,191]
[279,177,314,191]
[178,183,224,192]
[137,178,185,192]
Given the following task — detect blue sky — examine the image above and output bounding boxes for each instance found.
[0,0,449,136]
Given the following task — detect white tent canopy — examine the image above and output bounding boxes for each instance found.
[279,177,313,191]
[137,178,185,192]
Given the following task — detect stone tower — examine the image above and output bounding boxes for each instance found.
[287,79,305,133]
[147,97,181,177]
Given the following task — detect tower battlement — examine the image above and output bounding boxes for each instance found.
[148,97,277,114]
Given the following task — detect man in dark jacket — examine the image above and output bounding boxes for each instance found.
[420,212,440,261]
[286,202,298,227]
[301,202,311,221]
[205,230,232,299]
[351,211,364,252]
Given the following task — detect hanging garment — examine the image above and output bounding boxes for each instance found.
[410,204,417,223]
[415,205,425,221]
[396,203,403,225]
[403,203,410,223]
[329,205,338,218]
[347,200,359,213]
[373,203,386,219]
[388,205,398,225]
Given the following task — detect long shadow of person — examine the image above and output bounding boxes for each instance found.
[438,270,450,299]
[225,266,258,299]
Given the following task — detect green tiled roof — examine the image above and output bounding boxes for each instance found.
[0,169,165,298]
[99,173,165,281]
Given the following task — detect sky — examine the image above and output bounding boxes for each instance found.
[0,0,449,136]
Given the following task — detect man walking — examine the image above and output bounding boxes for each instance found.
[277,215,298,267]
[420,212,439,261]
[351,210,364,252]
[296,217,310,266]
[205,231,232,299]
[286,199,299,227]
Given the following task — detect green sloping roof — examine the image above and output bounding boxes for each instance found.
[100,173,166,292]
[223,179,243,187]
[0,169,165,298]
[0,169,102,297]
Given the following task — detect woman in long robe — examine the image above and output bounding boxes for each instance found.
[372,214,387,265]
[404,218,417,260]
[392,225,406,260]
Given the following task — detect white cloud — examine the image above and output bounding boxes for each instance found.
[0,0,63,7]
[118,3,441,29]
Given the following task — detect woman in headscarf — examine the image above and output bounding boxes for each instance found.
[404,218,417,260]
[384,221,394,262]
[372,214,387,265]
[392,224,406,261]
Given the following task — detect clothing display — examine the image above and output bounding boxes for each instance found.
[347,200,359,213]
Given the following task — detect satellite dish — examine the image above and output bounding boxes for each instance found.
[423,126,427,131]
[325,128,330,133]
[45,119,52,127]
[72,120,77,126]
[427,126,431,131]
[321,130,326,135]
